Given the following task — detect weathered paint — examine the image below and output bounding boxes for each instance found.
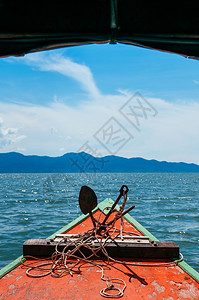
[0,198,199,299]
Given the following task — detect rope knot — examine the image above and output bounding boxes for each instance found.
[107,283,114,290]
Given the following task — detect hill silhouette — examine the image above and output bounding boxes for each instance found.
[0,152,199,173]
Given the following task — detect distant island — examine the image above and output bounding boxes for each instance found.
[0,152,199,173]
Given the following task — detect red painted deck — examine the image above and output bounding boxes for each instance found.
[1,209,199,299]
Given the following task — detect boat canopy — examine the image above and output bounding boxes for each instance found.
[1,0,199,59]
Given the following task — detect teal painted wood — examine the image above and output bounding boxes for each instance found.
[0,256,25,279]
[47,198,112,239]
[47,212,94,239]
[0,197,199,283]
[123,213,159,241]
[99,198,158,240]
[178,260,199,283]
[0,200,103,278]
[106,199,199,283]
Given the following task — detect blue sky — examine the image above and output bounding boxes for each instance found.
[0,43,199,163]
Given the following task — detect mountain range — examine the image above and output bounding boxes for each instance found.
[0,152,199,173]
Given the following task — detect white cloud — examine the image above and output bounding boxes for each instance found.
[0,95,199,163]
[130,99,199,163]
[0,93,126,156]
[0,118,26,150]
[2,52,199,163]
[22,52,101,98]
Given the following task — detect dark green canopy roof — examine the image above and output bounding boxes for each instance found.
[1,0,199,59]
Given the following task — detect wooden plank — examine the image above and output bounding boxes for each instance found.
[23,238,180,259]
[120,207,199,282]
[1,197,199,284]
[98,199,199,282]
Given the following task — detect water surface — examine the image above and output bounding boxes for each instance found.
[0,173,198,272]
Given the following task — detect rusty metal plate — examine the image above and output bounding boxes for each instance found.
[78,186,97,215]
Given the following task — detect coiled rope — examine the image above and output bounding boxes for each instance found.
[21,200,183,298]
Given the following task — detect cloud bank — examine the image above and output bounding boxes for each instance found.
[1,52,199,164]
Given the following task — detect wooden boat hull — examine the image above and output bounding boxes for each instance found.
[1,198,199,299]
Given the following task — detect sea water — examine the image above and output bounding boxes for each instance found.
[0,173,198,272]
